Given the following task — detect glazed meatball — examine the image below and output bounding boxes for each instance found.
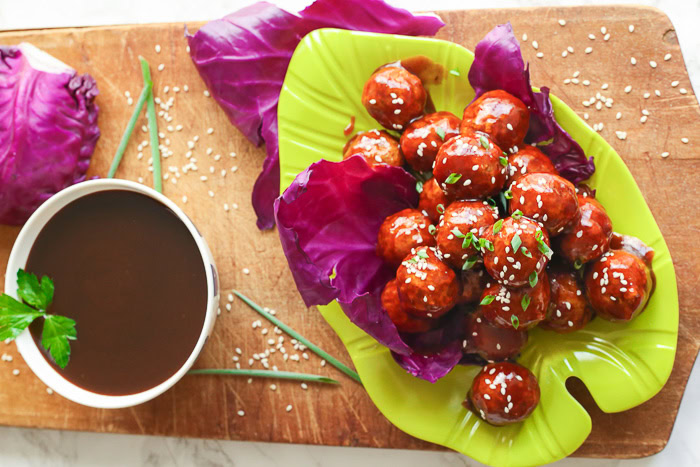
[396,246,460,318]
[459,267,488,304]
[467,362,540,426]
[461,90,530,153]
[377,209,436,267]
[464,310,528,361]
[557,195,613,264]
[585,250,653,322]
[478,271,550,330]
[362,65,427,131]
[482,216,551,287]
[540,266,593,333]
[418,177,451,223]
[400,112,461,172]
[509,173,579,236]
[433,132,507,200]
[381,279,434,333]
[506,145,558,186]
[343,130,404,167]
[436,200,499,269]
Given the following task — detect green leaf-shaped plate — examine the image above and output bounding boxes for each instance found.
[277,28,678,466]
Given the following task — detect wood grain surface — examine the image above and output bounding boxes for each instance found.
[0,5,698,460]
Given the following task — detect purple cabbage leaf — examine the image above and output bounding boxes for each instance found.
[468,23,594,183]
[186,0,444,230]
[0,43,100,225]
[275,156,464,382]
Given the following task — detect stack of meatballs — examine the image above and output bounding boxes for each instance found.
[344,63,655,426]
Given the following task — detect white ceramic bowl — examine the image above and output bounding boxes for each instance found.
[5,179,219,409]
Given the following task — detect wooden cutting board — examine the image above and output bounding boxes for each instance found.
[0,5,698,460]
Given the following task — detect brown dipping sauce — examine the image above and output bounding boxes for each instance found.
[26,190,208,396]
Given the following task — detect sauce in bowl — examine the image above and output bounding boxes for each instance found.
[25,190,208,396]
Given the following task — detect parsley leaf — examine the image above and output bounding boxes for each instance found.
[436,127,446,141]
[445,172,462,184]
[0,270,77,369]
[41,315,77,369]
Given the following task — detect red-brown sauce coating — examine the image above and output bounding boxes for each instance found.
[376,209,435,267]
[509,173,579,236]
[436,200,499,269]
[418,177,451,223]
[556,195,613,264]
[478,271,550,330]
[459,267,488,304]
[506,145,558,186]
[541,266,593,333]
[381,279,435,333]
[464,310,528,361]
[343,130,404,167]
[461,90,530,153]
[400,112,461,172]
[467,361,540,426]
[362,65,427,131]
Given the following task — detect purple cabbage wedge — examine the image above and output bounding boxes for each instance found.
[275,156,464,382]
[0,43,100,225]
[186,0,444,230]
[468,23,595,183]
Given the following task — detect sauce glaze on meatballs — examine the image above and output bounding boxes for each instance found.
[557,195,613,264]
[464,310,528,361]
[362,65,427,131]
[506,145,558,186]
[478,272,550,330]
[461,90,530,153]
[400,111,461,172]
[381,279,435,333]
[377,209,436,267]
[541,266,593,333]
[343,130,404,167]
[509,173,579,236]
[418,177,451,223]
[436,200,499,269]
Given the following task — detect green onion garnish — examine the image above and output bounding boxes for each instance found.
[503,190,513,200]
[188,369,338,384]
[451,227,465,238]
[416,180,424,193]
[574,259,583,270]
[512,209,523,220]
[417,249,429,259]
[437,204,445,214]
[139,57,162,194]
[463,256,478,270]
[233,290,361,384]
[529,271,538,288]
[107,82,152,179]
[511,234,522,252]
[511,315,520,329]
[436,127,446,141]
[480,295,495,305]
[521,246,533,258]
[479,238,494,252]
[499,156,508,167]
[493,219,504,235]
[479,135,490,150]
[428,224,437,235]
[449,68,460,76]
[521,294,531,311]
[445,173,462,184]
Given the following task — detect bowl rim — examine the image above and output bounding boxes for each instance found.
[5,179,219,409]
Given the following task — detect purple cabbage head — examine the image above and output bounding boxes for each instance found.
[0,43,100,225]
[468,23,595,183]
[187,0,444,230]
[275,156,465,382]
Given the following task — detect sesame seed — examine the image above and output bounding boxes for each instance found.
[650,60,657,68]
[625,85,632,93]
[601,83,609,90]
[655,89,661,97]
[558,19,566,26]
[664,53,672,61]
[615,131,627,140]
[243,268,250,275]
[630,57,637,65]
[616,112,622,120]
[661,152,670,158]
[671,81,679,87]
[604,33,610,41]
[204,90,211,97]
[640,116,648,123]
[601,26,607,34]
[681,138,689,144]
[157,63,165,71]
[536,52,544,58]
[585,47,593,54]
[567,46,574,53]
[629,24,635,32]
[583,80,590,86]
[643,92,651,99]
[522,33,528,42]
[680,88,688,94]
[532,40,539,50]
[588,34,596,40]
[562,51,568,58]
[155,44,161,53]
[237,410,245,417]
[12,369,19,376]
[564,78,571,84]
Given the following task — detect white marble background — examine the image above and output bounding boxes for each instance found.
[0,0,698,466]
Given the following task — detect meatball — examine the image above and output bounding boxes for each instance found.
[464,310,528,361]
[478,271,550,330]
[557,195,613,264]
[585,250,653,322]
[381,279,434,333]
[459,267,488,304]
[436,200,499,269]
[396,246,460,318]
[540,266,593,333]
[509,173,579,236]
[467,361,540,426]
[400,112,461,172]
[433,132,507,200]
[506,145,558,186]
[377,209,436,267]
[343,130,403,167]
[482,216,551,287]
[418,177,451,223]
[461,90,530,153]
[362,65,427,131]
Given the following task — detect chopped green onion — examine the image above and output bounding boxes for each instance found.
[493,219,504,235]
[139,57,162,193]
[480,295,495,305]
[449,68,460,76]
[445,173,462,184]
[574,259,583,270]
[451,227,465,238]
[479,238,494,252]
[511,315,520,329]
[539,241,554,260]
[463,256,478,270]
[479,135,490,150]
[487,198,497,207]
[417,249,429,259]
[107,82,152,178]
[233,290,361,384]
[511,234,522,252]
[428,224,437,235]
[521,294,531,311]
[188,369,338,384]
[512,209,523,220]
[521,246,533,258]
[499,156,508,166]
[436,127,446,140]
[503,190,513,200]
[529,271,538,288]
[437,204,445,214]
[416,180,424,193]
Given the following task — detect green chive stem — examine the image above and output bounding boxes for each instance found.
[139,57,162,194]
[188,368,338,384]
[107,83,152,179]
[233,290,362,384]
